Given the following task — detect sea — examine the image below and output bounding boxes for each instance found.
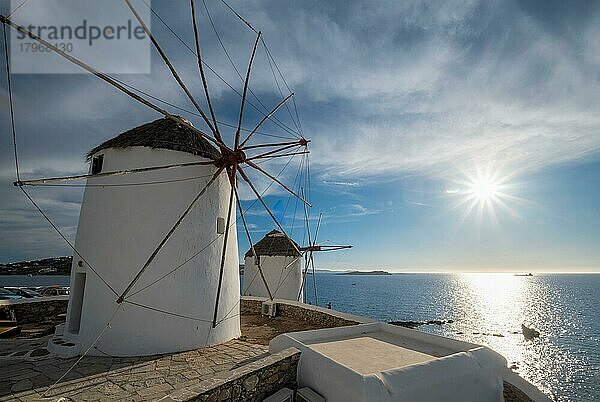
[3,273,598,401]
[304,273,600,402]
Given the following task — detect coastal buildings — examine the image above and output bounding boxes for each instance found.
[49,118,241,357]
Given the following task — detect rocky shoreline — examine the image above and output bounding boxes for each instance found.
[389,320,541,342]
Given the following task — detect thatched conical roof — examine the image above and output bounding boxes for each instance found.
[245,230,301,257]
[87,117,220,160]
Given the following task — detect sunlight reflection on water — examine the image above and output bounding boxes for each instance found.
[305,273,600,402]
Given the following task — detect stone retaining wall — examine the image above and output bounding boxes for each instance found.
[5,297,367,328]
[241,297,372,328]
[240,298,264,315]
[277,303,359,327]
[0,297,68,325]
[169,347,300,402]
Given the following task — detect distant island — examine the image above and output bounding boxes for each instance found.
[0,256,72,275]
[337,270,392,276]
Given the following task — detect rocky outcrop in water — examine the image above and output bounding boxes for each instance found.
[521,324,540,340]
[389,319,454,329]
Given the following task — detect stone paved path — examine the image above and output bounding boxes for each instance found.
[0,339,268,401]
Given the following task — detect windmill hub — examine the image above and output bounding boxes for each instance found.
[216,149,247,168]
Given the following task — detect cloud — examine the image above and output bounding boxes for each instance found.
[237,0,600,180]
[322,180,359,187]
[2,0,600,261]
[6,0,600,180]
[347,204,373,216]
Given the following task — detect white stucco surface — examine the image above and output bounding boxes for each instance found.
[270,322,536,402]
[50,146,240,357]
[243,255,302,301]
[309,336,436,374]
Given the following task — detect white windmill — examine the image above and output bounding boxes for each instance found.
[1,1,311,358]
[242,229,302,301]
[242,188,352,304]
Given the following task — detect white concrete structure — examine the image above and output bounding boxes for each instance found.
[49,117,240,357]
[242,230,303,301]
[270,322,552,402]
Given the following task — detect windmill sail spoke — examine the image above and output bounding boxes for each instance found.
[3,24,19,182]
[123,0,226,147]
[250,151,309,161]
[0,15,222,149]
[239,93,295,148]
[245,143,305,161]
[298,251,311,302]
[298,187,312,301]
[304,245,353,252]
[242,139,309,151]
[311,213,323,305]
[245,160,311,207]
[237,166,301,255]
[233,185,274,300]
[308,250,317,304]
[235,31,262,149]
[269,252,304,300]
[118,166,225,304]
[302,188,313,247]
[261,38,302,135]
[313,212,323,245]
[14,160,217,187]
[124,300,212,323]
[212,173,236,327]
[190,0,220,141]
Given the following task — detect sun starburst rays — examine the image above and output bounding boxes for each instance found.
[445,164,522,233]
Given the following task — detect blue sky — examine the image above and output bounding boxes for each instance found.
[1,0,599,272]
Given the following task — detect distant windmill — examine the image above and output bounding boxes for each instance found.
[241,186,352,304]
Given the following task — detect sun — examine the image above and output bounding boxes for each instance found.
[468,177,501,202]
[445,164,520,227]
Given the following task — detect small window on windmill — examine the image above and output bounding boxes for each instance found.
[216,217,225,234]
[91,154,104,175]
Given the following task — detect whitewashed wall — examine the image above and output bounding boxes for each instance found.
[270,323,511,402]
[59,146,240,356]
[243,255,303,301]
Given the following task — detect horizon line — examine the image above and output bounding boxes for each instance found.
[316,269,600,274]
